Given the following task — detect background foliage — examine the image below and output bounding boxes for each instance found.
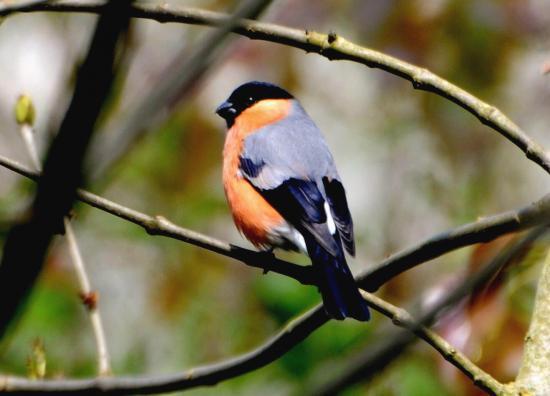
[0,1,549,395]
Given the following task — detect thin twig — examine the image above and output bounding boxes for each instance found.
[1,153,549,292]
[358,200,550,291]
[0,153,315,284]
[5,0,550,174]
[19,124,40,171]
[15,109,112,375]
[64,219,111,376]
[0,0,132,339]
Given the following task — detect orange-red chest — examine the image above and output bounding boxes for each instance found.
[222,99,291,248]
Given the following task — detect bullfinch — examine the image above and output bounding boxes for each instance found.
[216,81,369,321]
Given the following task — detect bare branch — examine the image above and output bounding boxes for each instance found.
[0,154,547,394]
[0,308,329,395]
[14,94,112,376]
[2,153,549,294]
[359,199,550,291]
[319,229,547,396]
[0,0,133,339]
[64,219,112,376]
[516,244,550,394]
[0,154,316,285]
[19,124,41,170]
[1,261,525,395]
[0,0,50,15]
[359,292,508,396]
[0,153,548,294]
[5,0,550,174]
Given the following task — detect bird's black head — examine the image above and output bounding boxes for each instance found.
[215,81,294,128]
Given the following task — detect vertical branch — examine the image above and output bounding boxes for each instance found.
[516,244,550,394]
[64,219,111,376]
[19,124,40,170]
[14,95,111,375]
[0,0,132,339]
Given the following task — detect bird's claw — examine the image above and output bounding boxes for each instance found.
[260,248,275,274]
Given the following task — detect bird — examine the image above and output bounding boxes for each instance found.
[216,81,369,321]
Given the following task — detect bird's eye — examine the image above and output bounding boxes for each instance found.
[248,96,254,103]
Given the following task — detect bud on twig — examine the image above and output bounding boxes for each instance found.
[15,94,36,126]
[26,338,46,380]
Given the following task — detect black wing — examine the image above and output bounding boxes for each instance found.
[323,177,355,256]
[240,156,339,256]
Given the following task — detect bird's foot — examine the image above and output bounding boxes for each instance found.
[259,248,275,274]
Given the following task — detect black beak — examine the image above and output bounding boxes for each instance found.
[215,101,237,120]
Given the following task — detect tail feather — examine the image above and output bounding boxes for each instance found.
[306,235,370,321]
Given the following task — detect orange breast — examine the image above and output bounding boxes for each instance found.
[222,99,291,248]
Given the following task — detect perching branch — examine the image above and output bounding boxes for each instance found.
[0,0,132,339]
[0,154,547,394]
[1,153,549,294]
[5,0,550,174]
[0,3,548,393]
[0,154,316,286]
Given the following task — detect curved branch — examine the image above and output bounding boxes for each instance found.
[86,0,273,181]
[0,153,547,394]
[359,292,508,396]
[0,2,547,394]
[0,269,515,395]
[0,0,50,14]
[0,307,329,395]
[317,228,548,396]
[358,195,550,291]
[2,153,549,294]
[0,154,316,285]
[5,0,550,174]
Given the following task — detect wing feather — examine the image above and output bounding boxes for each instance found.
[239,103,354,257]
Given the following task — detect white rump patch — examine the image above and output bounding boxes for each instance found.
[291,228,307,254]
[268,222,307,254]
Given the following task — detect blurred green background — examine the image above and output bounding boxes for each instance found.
[0,0,549,395]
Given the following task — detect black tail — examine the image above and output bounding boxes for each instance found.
[305,234,370,321]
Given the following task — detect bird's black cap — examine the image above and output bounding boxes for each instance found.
[216,81,293,127]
